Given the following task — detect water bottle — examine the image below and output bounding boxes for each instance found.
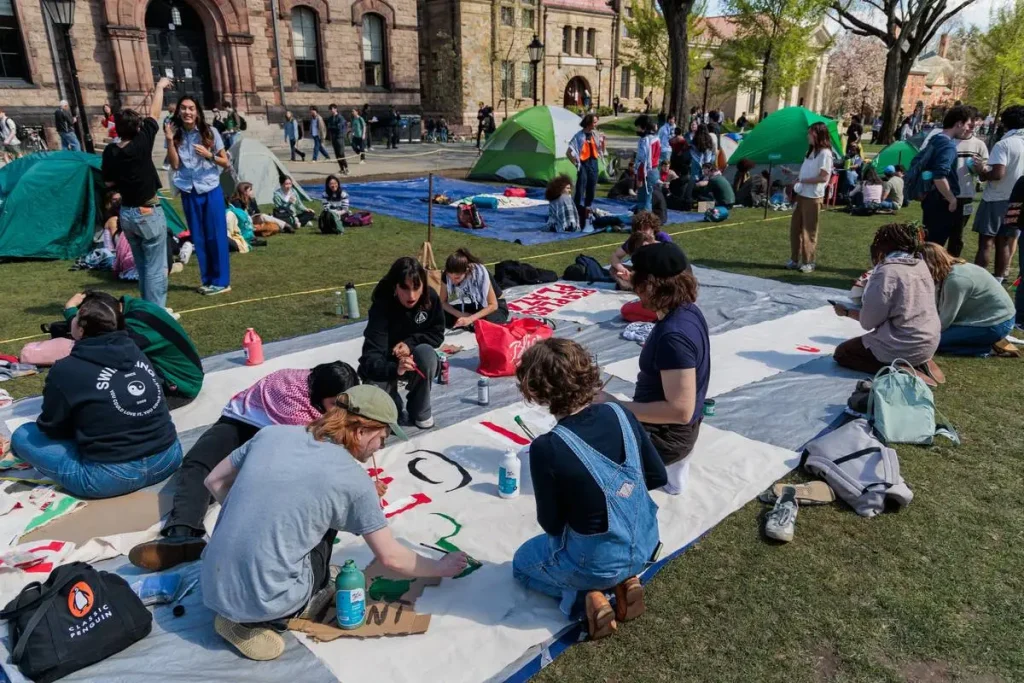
[242,328,263,366]
[477,377,490,406]
[345,282,360,319]
[334,291,344,316]
[498,450,520,499]
[335,559,366,629]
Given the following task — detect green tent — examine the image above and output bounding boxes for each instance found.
[0,151,103,260]
[871,140,918,171]
[727,107,842,165]
[469,105,609,185]
[160,197,188,235]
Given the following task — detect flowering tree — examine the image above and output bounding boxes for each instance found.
[822,34,887,118]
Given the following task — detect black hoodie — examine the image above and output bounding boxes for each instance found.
[36,330,177,463]
[358,283,445,382]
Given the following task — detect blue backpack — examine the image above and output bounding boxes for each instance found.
[903,141,937,202]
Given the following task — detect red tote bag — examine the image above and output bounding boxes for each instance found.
[475,318,553,377]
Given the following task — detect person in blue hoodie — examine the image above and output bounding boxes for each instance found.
[11,291,182,499]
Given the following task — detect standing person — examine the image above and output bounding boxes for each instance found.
[644,92,652,114]
[634,115,660,212]
[361,103,374,151]
[782,121,834,273]
[919,106,974,250]
[54,100,80,151]
[386,105,401,149]
[440,248,509,328]
[0,107,20,159]
[359,257,444,430]
[845,114,863,154]
[222,102,244,150]
[612,96,621,117]
[282,111,305,162]
[166,94,232,296]
[308,106,330,161]
[101,103,118,143]
[513,339,665,640]
[974,106,1024,280]
[900,117,914,140]
[476,102,489,148]
[737,111,749,133]
[201,386,467,662]
[582,89,592,111]
[350,108,367,164]
[325,104,349,175]
[657,114,676,163]
[942,111,989,257]
[102,77,173,308]
[871,116,883,143]
[566,114,602,227]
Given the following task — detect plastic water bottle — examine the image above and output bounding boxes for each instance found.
[498,450,520,499]
[477,377,490,406]
[335,559,366,629]
[242,328,263,366]
[334,291,344,316]
[345,282,360,319]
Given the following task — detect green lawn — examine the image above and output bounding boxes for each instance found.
[599,115,640,137]
[2,200,1023,682]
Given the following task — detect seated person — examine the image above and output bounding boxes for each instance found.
[128,361,359,571]
[607,161,637,199]
[546,174,580,232]
[658,159,679,189]
[440,247,509,329]
[272,177,315,231]
[513,339,664,640]
[359,257,444,430]
[609,211,673,289]
[322,174,350,217]
[919,243,1015,355]
[732,158,754,195]
[602,243,709,495]
[229,182,285,236]
[694,163,736,207]
[833,223,943,385]
[11,292,182,498]
[881,165,905,210]
[201,385,467,661]
[736,169,770,207]
[850,165,884,207]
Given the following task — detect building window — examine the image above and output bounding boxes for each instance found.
[362,13,387,87]
[500,6,515,26]
[620,68,630,99]
[747,89,756,112]
[522,8,535,28]
[291,7,322,87]
[0,0,28,82]
[562,26,571,53]
[574,27,584,54]
[634,70,643,98]
[520,62,535,99]
[500,60,514,99]
[586,29,596,55]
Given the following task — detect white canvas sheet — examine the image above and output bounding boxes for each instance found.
[602,305,863,397]
[299,401,799,683]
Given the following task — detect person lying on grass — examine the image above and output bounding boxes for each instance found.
[201,385,468,662]
[513,338,665,641]
[440,247,509,329]
[609,211,673,290]
[129,361,359,572]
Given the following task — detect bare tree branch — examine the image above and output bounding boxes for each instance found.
[830,1,889,41]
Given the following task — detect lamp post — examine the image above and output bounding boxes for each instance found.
[701,61,713,120]
[528,35,544,107]
[860,85,869,119]
[838,84,847,117]
[595,57,604,111]
[43,0,93,153]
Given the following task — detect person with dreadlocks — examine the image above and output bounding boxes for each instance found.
[832,223,944,386]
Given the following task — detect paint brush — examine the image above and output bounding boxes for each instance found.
[513,415,536,441]
[419,543,448,555]
[600,375,613,391]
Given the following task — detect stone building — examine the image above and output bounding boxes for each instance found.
[0,0,422,144]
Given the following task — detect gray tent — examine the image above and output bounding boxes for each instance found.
[220,137,310,206]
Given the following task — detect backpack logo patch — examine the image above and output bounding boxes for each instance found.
[68,582,94,618]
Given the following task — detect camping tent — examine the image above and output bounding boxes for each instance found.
[0,152,103,260]
[468,105,609,185]
[220,137,310,206]
[727,107,842,165]
[869,132,929,171]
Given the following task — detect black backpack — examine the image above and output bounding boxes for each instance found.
[1,562,152,682]
[318,209,344,235]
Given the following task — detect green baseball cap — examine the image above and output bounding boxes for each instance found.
[341,384,408,441]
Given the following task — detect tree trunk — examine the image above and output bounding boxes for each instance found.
[878,44,916,145]
[757,52,772,121]
[662,0,694,121]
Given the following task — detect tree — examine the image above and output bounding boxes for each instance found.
[830,0,979,145]
[661,0,699,121]
[966,0,1024,117]
[823,33,886,117]
[622,0,707,113]
[716,0,831,119]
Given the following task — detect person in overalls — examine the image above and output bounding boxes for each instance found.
[513,338,666,640]
[567,114,602,229]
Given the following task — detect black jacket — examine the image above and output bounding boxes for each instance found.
[358,284,445,382]
[37,331,177,463]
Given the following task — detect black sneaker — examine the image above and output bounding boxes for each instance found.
[129,536,207,571]
[847,390,869,416]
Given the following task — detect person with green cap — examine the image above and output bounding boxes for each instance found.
[201,384,468,661]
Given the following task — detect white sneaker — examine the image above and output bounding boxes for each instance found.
[799,263,816,273]
[765,485,798,542]
[178,241,194,264]
[415,416,435,429]
[785,260,799,270]
[164,307,181,321]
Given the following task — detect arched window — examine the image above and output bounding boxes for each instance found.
[0,0,29,81]
[291,7,322,87]
[362,14,386,87]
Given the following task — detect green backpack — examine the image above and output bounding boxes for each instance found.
[867,359,959,446]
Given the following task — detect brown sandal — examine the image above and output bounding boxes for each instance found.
[613,576,645,622]
[585,590,618,640]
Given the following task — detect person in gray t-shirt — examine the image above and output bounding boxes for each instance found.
[201,385,468,661]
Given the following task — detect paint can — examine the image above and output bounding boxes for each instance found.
[439,355,450,385]
[335,559,366,629]
[477,377,490,406]
[498,450,520,499]
[703,399,716,417]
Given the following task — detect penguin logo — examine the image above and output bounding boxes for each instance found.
[126,381,146,397]
[414,311,428,325]
[68,581,94,618]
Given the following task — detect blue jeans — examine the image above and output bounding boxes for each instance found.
[1017,232,1024,327]
[59,131,81,151]
[311,135,330,161]
[120,205,169,307]
[636,173,656,212]
[939,319,1014,356]
[181,185,230,288]
[12,423,183,499]
[574,158,599,211]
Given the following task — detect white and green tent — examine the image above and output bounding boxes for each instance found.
[469,105,609,186]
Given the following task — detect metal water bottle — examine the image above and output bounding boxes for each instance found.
[345,283,360,319]
[334,291,344,316]
[477,377,490,406]
[335,559,366,629]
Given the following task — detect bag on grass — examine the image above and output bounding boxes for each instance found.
[476,318,553,377]
[867,359,958,445]
[318,210,345,235]
[0,561,152,683]
[341,211,373,227]
[457,204,486,229]
[418,241,443,295]
[801,418,913,518]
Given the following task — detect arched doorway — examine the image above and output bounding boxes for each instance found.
[146,0,215,107]
[563,76,591,108]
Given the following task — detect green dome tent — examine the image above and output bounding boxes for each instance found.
[727,107,842,165]
[871,140,919,171]
[469,105,608,185]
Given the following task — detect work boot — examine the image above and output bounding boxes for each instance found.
[214,615,285,661]
[613,576,645,622]
[128,526,206,571]
[584,591,617,640]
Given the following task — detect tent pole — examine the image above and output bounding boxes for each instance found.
[427,173,434,244]
[764,162,772,220]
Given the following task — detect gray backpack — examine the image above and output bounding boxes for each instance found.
[802,419,913,518]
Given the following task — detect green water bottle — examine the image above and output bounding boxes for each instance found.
[335,559,366,629]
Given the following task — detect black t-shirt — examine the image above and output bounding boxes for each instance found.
[846,123,863,142]
[529,404,667,537]
[101,118,161,207]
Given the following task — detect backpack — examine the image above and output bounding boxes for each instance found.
[867,359,959,445]
[238,114,248,131]
[562,255,613,283]
[341,210,373,227]
[318,210,345,235]
[802,418,913,518]
[457,204,486,229]
[903,141,937,202]
[494,260,558,288]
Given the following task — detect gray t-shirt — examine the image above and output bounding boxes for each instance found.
[201,425,387,623]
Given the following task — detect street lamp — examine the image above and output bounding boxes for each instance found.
[595,57,604,111]
[701,61,714,119]
[528,35,544,107]
[43,0,93,153]
[860,85,869,119]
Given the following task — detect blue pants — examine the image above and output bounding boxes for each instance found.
[12,423,183,499]
[181,185,230,287]
[939,319,1014,356]
[574,158,599,211]
[311,135,330,161]
[636,173,656,212]
[1017,233,1024,327]
[120,206,169,308]
[60,132,81,151]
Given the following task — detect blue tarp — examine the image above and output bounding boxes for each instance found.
[304,177,703,246]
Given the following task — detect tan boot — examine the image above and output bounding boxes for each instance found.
[584,590,618,640]
[613,576,645,622]
[214,615,286,661]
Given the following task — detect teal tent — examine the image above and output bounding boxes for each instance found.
[868,133,929,171]
[727,107,842,165]
[0,152,104,260]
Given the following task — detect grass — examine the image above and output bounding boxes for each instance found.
[3,198,1023,682]
[599,115,640,137]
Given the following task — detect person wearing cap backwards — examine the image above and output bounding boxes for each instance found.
[201,385,468,661]
[597,242,710,496]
